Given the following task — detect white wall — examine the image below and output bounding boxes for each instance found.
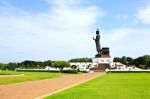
[92,58,112,64]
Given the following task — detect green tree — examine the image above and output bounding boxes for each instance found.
[121,56,127,65]
[51,61,71,72]
[36,61,44,69]
[43,60,52,66]
[0,63,2,70]
[144,55,150,69]
[0,63,5,70]
[0,63,8,70]
[134,56,145,68]
[126,57,134,65]
[113,57,122,62]
[69,57,92,62]
[20,60,37,69]
[7,62,17,70]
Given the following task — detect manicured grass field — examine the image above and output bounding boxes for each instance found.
[0,71,65,85]
[46,73,150,99]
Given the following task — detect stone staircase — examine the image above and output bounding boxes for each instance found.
[90,64,109,72]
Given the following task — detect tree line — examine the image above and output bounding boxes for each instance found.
[0,60,52,71]
[113,55,150,69]
[0,57,92,71]
[0,55,150,71]
[69,57,92,62]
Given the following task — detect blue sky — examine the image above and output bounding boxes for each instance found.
[0,0,150,63]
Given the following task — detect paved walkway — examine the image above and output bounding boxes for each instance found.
[0,72,105,99]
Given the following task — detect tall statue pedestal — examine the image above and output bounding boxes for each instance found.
[91,47,112,71]
[91,57,112,71]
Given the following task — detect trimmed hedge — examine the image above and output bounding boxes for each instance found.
[107,71,150,73]
[16,69,59,72]
[62,70,78,74]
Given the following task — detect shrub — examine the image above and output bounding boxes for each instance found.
[62,70,78,74]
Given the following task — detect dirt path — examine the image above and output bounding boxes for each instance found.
[0,74,24,78]
[0,72,105,99]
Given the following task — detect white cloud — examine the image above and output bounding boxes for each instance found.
[136,4,150,24]
[1,0,150,63]
[101,28,150,58]
[0,0,103,62]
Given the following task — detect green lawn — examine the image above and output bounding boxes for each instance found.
[45,73,150,99]
[0,70,65,85]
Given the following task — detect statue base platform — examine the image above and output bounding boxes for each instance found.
[92,57,112,64]
[91,57,112,71]
[95,53,111,58]
[92,47,111,71]
[95,47,110,58]
[95,54,101,58]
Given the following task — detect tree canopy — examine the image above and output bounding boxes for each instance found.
[0,55,150,70]
[0,60,53,70]
[113,55,150,69]
[51,61,71,72]
[69,57,92,62]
